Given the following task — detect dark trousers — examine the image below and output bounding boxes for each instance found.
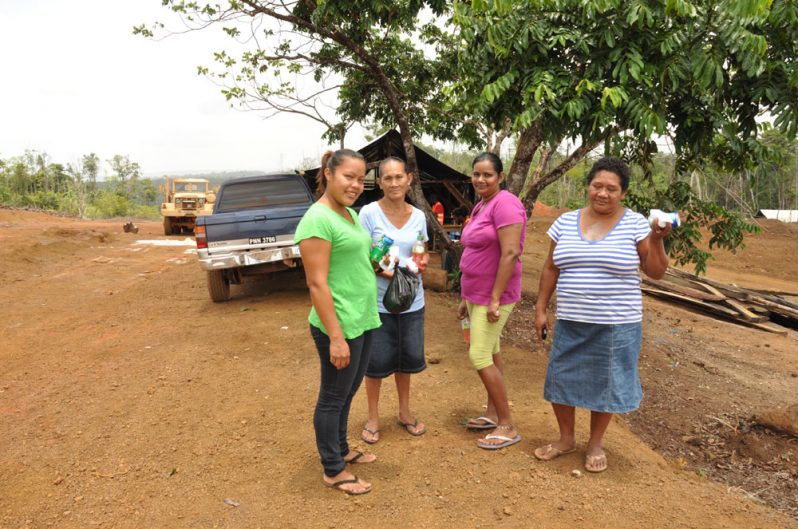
[310,325,373,477]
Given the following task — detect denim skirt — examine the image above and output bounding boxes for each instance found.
[543,319,643,413]
[366,308,426,378]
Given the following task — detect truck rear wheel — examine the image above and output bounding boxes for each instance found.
[207,270,230,302]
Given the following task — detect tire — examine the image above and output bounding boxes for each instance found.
[163,217,172,236]
[207,270,230,302]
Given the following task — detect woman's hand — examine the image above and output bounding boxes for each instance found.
[487,299,501,323]
[638,222,671,280]
[417,252,429,273]
[649,220,673,240]
[534,310,549,342]
[456,299,468,320]
[329,336,351,369]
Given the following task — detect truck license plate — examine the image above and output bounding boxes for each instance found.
[249,236,276,245]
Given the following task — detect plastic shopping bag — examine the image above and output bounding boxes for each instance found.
[383,266,419,314]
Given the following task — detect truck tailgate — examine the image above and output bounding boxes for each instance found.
[202,205,306,254]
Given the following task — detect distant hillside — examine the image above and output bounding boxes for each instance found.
[149,170,265,187]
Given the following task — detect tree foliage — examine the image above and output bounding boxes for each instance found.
[136,0,460,245]
[138,0,798,270]
[450,0,798,201]
[625,179,761,275]
[134,0,472,245]
[0,151,159,219]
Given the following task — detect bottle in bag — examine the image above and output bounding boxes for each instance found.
[411,231,425,269]
[369,235,394,272]
[460,316,471,344]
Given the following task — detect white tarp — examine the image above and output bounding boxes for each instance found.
[755,210,798,222]
[133,238,196,247]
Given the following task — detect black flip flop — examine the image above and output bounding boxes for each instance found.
[361,426,380,444]
[344,450,376,464]
[324,475,372,495]
[397,418,427,436]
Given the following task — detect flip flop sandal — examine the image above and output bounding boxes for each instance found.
[344,450,376,464]
[397,418,427,436]
[324,475,372,495]
[585,454,608,473]
[360,426,380,444]
[466,416,498,430]
[533,444,577,461]
[477,434,522,450]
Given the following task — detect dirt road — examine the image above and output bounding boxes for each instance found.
[1,209,796,529]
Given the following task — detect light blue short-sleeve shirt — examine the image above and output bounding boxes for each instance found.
[359,201,427,314]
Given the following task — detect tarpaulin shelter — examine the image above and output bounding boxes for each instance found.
[755,209,798,223]
[300,129,475,220]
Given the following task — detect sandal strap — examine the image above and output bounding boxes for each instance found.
[345,450,363,464]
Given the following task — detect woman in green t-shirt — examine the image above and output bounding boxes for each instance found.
[295,149,381,495]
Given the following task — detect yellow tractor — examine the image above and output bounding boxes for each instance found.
[160,177,215,235]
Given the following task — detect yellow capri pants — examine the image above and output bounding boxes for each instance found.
[467,301,516,370]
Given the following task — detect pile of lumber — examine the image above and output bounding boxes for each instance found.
[642,269,798,334]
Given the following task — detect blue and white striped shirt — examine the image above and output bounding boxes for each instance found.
[548,209,651,324]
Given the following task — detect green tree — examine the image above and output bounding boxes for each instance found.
[136,0,457,244]
[450,0,798,210]
[82,153,100,195]
[107,154,141,183]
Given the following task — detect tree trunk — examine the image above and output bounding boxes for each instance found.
[396,117,452,250]
[506,122,543,196]
[519,146,552,215]
[485,118,512,155]
[523,138,601,212]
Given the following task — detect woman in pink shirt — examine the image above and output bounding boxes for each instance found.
[456,153,527,450]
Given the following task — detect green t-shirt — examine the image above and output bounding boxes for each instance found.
[294,202,380,339]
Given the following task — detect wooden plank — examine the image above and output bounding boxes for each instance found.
[692,280,768,322]
[442,181,473,210]
[747,294,798,320]
[642,277,726,301]
[666,269,753,301]
[667,268,746,292]
[659,272,716,292]
[752,287,798,297]
[695,281,723,297]
[747,291,798,311]
[641,287,741,318]
[642,287,786,334]
[722,298,769,323]
[749,304,770,315]
[744,322,789,335]
[663,268,798,323]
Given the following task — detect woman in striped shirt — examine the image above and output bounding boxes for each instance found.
[533,157,671,473]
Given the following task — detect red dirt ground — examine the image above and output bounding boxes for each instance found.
[1,208,796,528]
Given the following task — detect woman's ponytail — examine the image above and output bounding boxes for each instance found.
[315,150,334,199]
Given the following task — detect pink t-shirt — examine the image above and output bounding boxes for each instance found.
[459,190,527,305]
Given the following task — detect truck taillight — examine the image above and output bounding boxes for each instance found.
[195,226,207,249]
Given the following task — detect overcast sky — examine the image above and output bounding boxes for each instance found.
[0,0,368,177]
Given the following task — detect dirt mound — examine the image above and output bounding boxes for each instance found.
[755,218,798,237]
[532,201,568,218]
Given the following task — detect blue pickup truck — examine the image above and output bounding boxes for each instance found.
[194,173,314,302]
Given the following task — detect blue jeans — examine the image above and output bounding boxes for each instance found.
[310,325,373,477]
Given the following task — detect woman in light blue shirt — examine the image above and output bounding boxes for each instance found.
[358,157,429,444]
